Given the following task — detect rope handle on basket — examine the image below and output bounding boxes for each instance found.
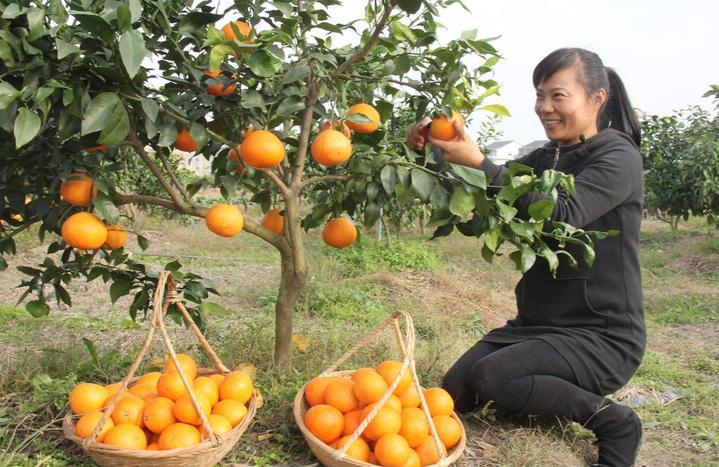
[84,271,230,449]
[319,311,449,466]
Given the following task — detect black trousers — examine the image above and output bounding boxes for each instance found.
[442,338,608,420]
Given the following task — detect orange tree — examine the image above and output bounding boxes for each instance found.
[1,0,608,371]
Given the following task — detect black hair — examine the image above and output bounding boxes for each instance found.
[533,48,641,146]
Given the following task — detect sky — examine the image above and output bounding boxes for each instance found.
[214,1,718,145]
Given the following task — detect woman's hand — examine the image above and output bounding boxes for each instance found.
[428,120,486,169]
[405,117,432,151]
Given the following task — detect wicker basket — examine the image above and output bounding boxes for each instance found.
[63,271,257,466]
[293,311,466,466]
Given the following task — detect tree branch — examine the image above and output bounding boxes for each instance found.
[332,1,395,77]
[156,148,190,200]
[289,81,320,189]
[300,174,355,191]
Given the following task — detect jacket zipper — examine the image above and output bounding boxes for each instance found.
[551,146,560,169]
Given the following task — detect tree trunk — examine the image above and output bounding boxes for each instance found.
[274,251,307,372]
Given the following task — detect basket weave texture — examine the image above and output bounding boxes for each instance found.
[293,311,467,466]
[63,271,257,466]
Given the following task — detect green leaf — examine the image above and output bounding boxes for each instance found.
[275,95,305,118]
[509,221,535,239]
[54,284,71,306]
[93,194,120,224]
[189,123,207,150]
[26,8,46,41]
[56,38,81,59]
[97,101,129,145]
[14,108,41,149]
[480,244,494,264]
[128,0,142,21]
[136,234,149,251]
[0,82,20,110]
[247,50,282,77]
[539,244,559,272]
[0,256,7,271]
[178,12,223,36]
[82,337,100,366]
[582,243,596,267]
[429,184,449,207]
[119,30,145,79]
[450,163,486,189]
[71,12,114,43]
[410,169,434,202]
[380,165,398,194]
[390,20,416,44]
[364,202,381,227]
[482,226,502,252]
[82,92,122,135]
[396,0,422,14]
[239,90,267,111]
[110,276,132,303]
[26,300,49,317]
[158,122,178,147]
[449,186,474,218]
[117,5,131,31]
[496,200,517,222]
[209,45,233,71]
[480,104,510,117]
[528,198,554,221]
[141,98,158,121]
[198,302,228,317]
[282,62,310,84]
[2,4,24,19]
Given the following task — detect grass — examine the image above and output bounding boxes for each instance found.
[0,216,717,465]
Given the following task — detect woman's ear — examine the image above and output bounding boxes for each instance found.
[593,88,608,109]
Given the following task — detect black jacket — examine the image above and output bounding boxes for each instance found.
[474,128,646,395]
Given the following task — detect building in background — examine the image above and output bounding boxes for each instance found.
[518,140,548,157]
[485,140,521,165]
[176,151,213,176]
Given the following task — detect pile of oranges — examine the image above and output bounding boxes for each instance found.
[303,360,462,466]
[70,354,253,451]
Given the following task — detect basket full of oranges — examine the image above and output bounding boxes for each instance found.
[294,311,466,466]
[62,272,257,466]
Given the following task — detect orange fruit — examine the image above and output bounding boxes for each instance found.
[324,379,359,414]
[422,388,454,417]
[353,369,388,406]
[222,20,253,42]
[320,120,351,139]
[104,382,123,407]
[70,383,109,415]
[398,385,421,409]
[401,450,421,467]
[227,147,246,174]
[110,394,146,427]
[261,209,285,235]
[129,384,159,403]
[75,411,115,442]
[175,128,198,152]
[173,392,212,425]
[429,111,464,141]
[343,409,363,437]
[143,397,176,434]
[164,354,198,380]
[219,370,253,404]
[369,451,379,465]
[346,103,381,133]
[432,415,462,449]
[375,433,412,467]
[158,422,201,450]
[383,394,403,413]
[104,423,147,450]
[414,434,447,465]
[360,404,402,441]
[199,413,233,438]
[322,217,357,249]
[147,442,160,450]
[84,145,108,153]
[311,129,352,166]
[102,224,127,250]
[240,130,285,169]
[212,399,248,427]
[61,212,108,250]
[194,376,219,407]
[60,172,96,206]
[377,361,411,396]
[203,70,237,96]
[157,372,189,401]
[304,404,344,444]
[336,435,371,462]
[136,372,162,389]
[399,407,429,448]
[205,204,244,237]
[209,374,225,387]
[305,376,337,407]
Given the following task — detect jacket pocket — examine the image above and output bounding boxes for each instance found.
[517,276,609,330]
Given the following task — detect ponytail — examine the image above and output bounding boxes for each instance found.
[534,48,642,147]
[601,67,641,147]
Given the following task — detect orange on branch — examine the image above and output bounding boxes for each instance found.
[320,120,352,138]
[61,212,107,250]
[311,129,352,166]
[240,130,285,169]
[60,172,96,206]
[261,209,285,235]
[175,128,198,152]
[346,103,381,133]
[102,224,127,250]
[429,111,464,141]
[205,204,244,237]
[322,217,357,249]
[203,70,237,96]
[222,20,253,42]
[227,147,246,174]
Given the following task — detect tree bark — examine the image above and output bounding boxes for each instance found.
[274,250,307,372]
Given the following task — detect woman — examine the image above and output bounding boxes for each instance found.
[406,48,645,467]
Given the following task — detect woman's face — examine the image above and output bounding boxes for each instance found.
[534,65,606,146]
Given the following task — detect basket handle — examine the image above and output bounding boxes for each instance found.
[84,271,228,447]
[322,311,449,465]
